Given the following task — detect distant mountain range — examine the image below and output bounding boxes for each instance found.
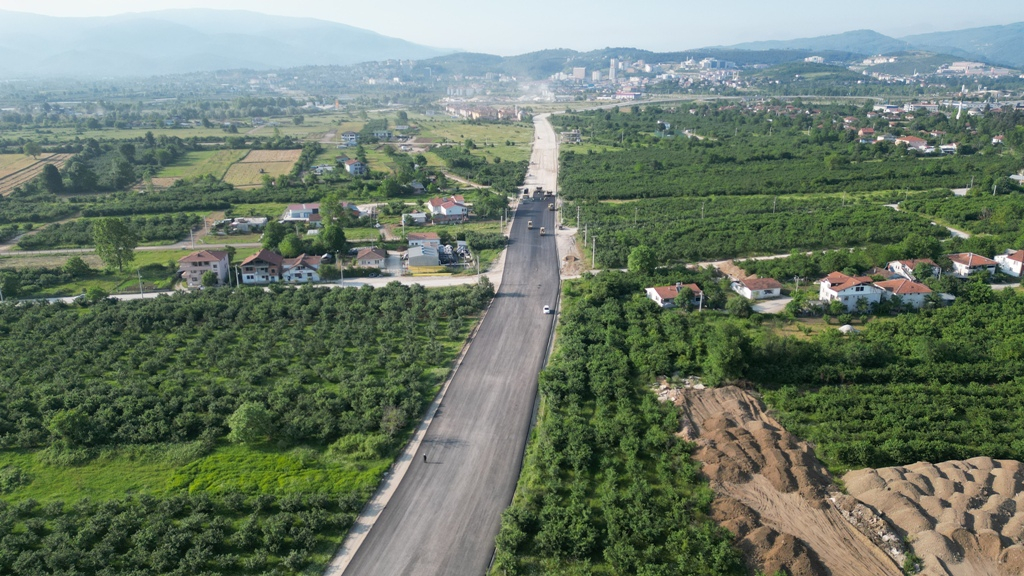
[0,9,452,78]
[0,9,1020,80]
[725,23,1024,68]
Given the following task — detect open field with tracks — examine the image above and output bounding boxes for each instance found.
[222,149,301,187]
[155,149,249,180]
[0,153,74,196]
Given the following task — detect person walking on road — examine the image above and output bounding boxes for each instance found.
[423,453,427,463]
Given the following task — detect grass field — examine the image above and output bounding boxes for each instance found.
[0,153,74,196]
[227,202,289,218]
[222,149,301,188]
[155,149,249,179]
[416,119,535,164]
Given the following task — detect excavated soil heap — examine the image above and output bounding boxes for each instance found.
[845,458,1024,576]
[678,386,903,576]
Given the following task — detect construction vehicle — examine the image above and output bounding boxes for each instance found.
[527,220,533,229]
[539,226,545,236]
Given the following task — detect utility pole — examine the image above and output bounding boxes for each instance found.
[773,197,777,213]
[190,229,195,250]
[577,206,580,229]
[993,183,997,196]
[584,223,587,244]
[0,284,4,303]
[592,236,596,269]
[137,269,145,297]
[701,201,705,220]
[634,206,638,226]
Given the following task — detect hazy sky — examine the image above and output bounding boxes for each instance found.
[1,0,1023,55]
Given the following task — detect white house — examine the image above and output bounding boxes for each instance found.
[407,232,441,248]
[230,217,267,233]
[428,195,469,223]
[341,131,359,146]
[818,272,885,312]
[896,136,928,150]
[732,277,783,300]
[282,254,322,283]
[946,252,997,278]
[356,247,388,268]
[403,212,429,225]
[283,203,319,222]
[410,181,426,194]
[994,249,1024,277]
[178,250,230,288]
[886,259,940,281]
[874,278,933,309]
[345,159,368,176]
[373,130,392,141]
[645,283,702,308]
[240,249,285,284]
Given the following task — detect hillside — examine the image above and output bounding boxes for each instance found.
[729,29,911,55]
[0,9,452,78]
[903,22,1024,68]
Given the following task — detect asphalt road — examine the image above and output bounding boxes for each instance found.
[343,197,560,576]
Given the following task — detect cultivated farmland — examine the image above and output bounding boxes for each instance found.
[155,149,249,180]
[0,153,74,196]
[222,149,301,188]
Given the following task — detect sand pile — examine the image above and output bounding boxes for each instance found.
[845,458,1024,576]
[677,386,903,576]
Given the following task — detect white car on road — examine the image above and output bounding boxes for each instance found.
[543,305,552,314]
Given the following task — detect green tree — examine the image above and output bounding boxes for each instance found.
[261,220,287,250]
[46,408,92,446]
[62,256,90,278]
[314,225,346,254]
[66,161,97,193]
[22,141,41,158]
[279,234,305,258]
[726,296,753,318]
[40,163,64,194]
[292,115,304,125]
[227,402,274,444]
[201,270,218,287]
[627,244,657,275]
[92,217,138,272]
[703,321,749,385]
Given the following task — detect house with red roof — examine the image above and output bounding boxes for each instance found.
[886,259,940,281]
[732,277,783,300]
[645,283,703,308]
[818,272,885,312]
[946,252,997,278]
[178,250,230,288]
[356,247,388,268]
[995,249,1024,277]
[427,195,469,223]
[282,254,322,283]
[874,278,933,309]
[345,159,367,176]
[896,136,928,150]
[240,249,285,284]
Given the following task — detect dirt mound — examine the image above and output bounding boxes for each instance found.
[678,386,903,576]
[845,458,1024,576]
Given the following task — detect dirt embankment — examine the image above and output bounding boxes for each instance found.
[845,458,1024,576]
[675,385,904,576]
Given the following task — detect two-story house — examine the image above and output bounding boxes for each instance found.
[994,250,1024,277]
[428,195,469,223]
[282,254,322,283]
[178,250,230,288]
[345,159,367,176]
[818,272,885,312]
[283,203,320,222]
[240,249,284,284]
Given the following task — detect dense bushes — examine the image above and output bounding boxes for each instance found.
[0,281,494,449]
[0,491,359,575]
[572,195,946,266]
[431,145,526,193]
[17,213,202,249]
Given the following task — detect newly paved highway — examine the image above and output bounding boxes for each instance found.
[342,118,561,576]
